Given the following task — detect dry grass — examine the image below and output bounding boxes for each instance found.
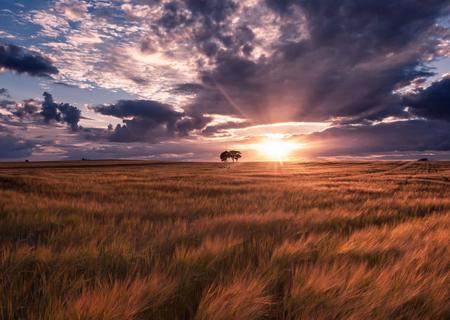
[0,160,449,319]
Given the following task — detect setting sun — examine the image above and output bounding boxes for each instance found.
[256,135,301,161]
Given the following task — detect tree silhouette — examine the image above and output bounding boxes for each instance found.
[220,150,242,162]
[220,151,231,162]
[229,150,242,162]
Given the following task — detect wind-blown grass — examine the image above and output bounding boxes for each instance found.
[0,160,449,319]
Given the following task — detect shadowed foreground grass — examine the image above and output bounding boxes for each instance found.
[0,160,449,319]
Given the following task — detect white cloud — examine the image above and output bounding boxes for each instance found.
[18,0,313,111]
[56,0,89,21]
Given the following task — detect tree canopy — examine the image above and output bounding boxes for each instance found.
[220,150,242,162]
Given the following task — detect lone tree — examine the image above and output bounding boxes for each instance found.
[220,150,242,162]
[229,150,242,162]
[220,151,231,162]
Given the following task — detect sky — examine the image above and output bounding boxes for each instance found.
[0,0,450,161]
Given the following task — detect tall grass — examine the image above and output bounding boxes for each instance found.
[0,160,449,319]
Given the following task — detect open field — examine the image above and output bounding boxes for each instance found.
[0,160,449,319]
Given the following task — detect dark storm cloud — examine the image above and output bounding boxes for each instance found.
[264,0,294,13]
[157,0,237,31]
[0,134,34,158]
[304,120,450,157]
[41,92,60,123]
[158,1,190,30]
[156,0,246,58]
[186,0,450,124]
[94,100,181,122]
[404,77,450,121]
[175,111,211,136]
[0,44,58,77]
[41,92,81,130]
[201,120,250,136]
[186,0,237,23]
[0,88,10,98]
[58,102,82,131]
[109,119,168,142]
[0,93,80,131]
[92,99,211,142]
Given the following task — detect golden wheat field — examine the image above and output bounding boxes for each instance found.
[0,160,449,320]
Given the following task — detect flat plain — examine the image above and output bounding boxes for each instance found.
[0,160,449,319]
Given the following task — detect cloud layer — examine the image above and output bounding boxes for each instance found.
[185,0,449,125]
[404,77,450,121]
[92,98,213,142]
[0,1,449,160]
[303,120,450,157]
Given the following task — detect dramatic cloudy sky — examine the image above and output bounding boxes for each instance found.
[0,0,450,161]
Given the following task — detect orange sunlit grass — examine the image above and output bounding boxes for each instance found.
[0,160,449,319]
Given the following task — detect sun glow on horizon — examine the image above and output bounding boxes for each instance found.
[255,135,302,161]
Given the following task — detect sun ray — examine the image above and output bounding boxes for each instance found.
[255,135,301,161]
